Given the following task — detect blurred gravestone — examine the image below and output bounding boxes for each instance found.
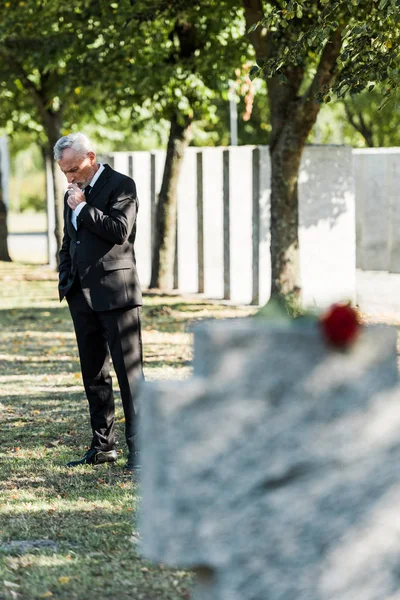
[139,319,400,600]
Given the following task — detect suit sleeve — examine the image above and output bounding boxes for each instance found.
[59,195,72,282]
[77,178,138,245]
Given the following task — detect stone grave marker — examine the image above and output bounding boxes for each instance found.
[139,318,400,600]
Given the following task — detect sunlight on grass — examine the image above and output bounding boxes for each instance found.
[0,262,256,600]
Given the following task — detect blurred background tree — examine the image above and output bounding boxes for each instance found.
[1,0,400,285]
[243,0,400,308]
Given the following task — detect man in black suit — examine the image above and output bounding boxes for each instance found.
[55,132,143,471]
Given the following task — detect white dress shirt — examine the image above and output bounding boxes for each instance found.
[71,163,105,230]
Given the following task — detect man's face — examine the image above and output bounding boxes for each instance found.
[58,148,97,187]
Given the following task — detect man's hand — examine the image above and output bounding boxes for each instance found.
[67,184,86,210]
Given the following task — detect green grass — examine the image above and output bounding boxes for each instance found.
[0,262,256,600]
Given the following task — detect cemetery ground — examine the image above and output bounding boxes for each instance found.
[1,263,400,600]
[0,261,256,600]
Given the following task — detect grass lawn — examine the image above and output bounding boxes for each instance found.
[0,262,256,600]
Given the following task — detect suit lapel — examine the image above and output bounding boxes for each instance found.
[65,194,76,239]
[85,164,113,206]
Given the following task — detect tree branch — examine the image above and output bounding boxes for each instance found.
[344,100,375,147]
[300,26,344,129]
[242,0,271,64]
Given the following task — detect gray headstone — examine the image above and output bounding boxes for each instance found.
[299,146,356,307]
[131,151,152,288]
[227,147,254,304]
[353,149,392,272]
[139,318,400,600]
[201,148,224,299]
[177,149,198,293]
[112,152,130,176]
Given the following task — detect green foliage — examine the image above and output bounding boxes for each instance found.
[309,84,400,147]
[93,0,253,128]
[340,86,400,146]
[0,0,104,148]
[256,290,305,320]
[0,0,258,153]
[253,0,400,103]
[9,144,46,213]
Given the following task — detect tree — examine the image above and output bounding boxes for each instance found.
[98,0,251,289]
[0,0,105,259]
[342,87,400,147]
[243,0,399,306]
[0,166,11,262]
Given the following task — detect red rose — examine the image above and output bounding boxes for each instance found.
[320,303,361,348]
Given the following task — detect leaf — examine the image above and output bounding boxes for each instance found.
[249,65,261,80]
[248,21,260,33]
[4,581,20,589]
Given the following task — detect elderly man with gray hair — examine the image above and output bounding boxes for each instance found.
[55,132,143,471]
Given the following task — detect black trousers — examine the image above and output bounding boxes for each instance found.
[66,278,144,453]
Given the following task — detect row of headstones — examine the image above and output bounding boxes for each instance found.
[106,145,356,307]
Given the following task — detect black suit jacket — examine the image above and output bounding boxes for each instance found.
[58,164,142,311]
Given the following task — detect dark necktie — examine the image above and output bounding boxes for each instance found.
[84,185,92,199]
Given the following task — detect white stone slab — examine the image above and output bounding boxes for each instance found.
[299,146,356,308]
[177,149,198,293]
[257,146,271,305]
[227,146,254,304]
[131,152,152,288]
[201,148,225,299]
[353,149,392,272]
[111,152,130,176]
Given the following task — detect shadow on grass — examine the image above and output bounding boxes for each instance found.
[0,506,193,600]
[0,306,73,333]
[0,303,221,336]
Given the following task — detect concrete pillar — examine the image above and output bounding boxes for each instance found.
[225,146,254,305]
[201,148,225,300]
[299,146,356,307]
[111,152,130,176]
[130,152,152,289]
[177,149,198,294]
[353,149,391,272]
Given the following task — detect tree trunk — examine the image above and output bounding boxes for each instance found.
[269,127,302,300]
[344,101,375,147]
[267,69,305,303]
[243,0,343,307]
[0,169,11,262]
[150,113,192,290]
[43,109,63,266]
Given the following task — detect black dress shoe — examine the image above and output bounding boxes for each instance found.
[66,448,117,467]
[124,451,141,471]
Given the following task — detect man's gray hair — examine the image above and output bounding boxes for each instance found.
[53,132,95,161]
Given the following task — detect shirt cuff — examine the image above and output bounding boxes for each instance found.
[74,202,87,217]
